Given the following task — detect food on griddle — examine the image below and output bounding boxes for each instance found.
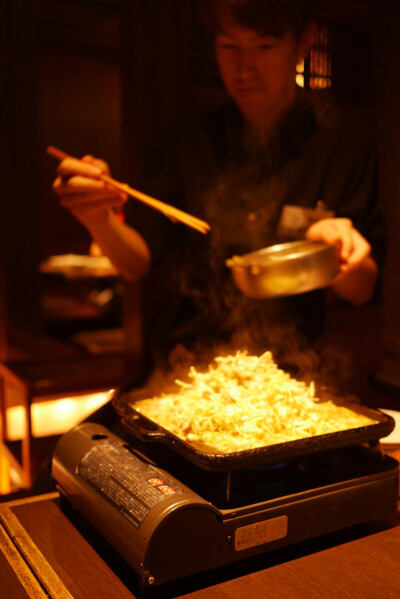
[133,351,377,453]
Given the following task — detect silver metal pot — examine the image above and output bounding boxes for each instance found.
[226,240,340,299]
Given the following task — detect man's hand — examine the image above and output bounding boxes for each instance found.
[306,217,371,273]
[52,155,127,226]
[306,218,378,305]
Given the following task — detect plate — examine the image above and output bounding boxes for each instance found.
[40,254,118,279]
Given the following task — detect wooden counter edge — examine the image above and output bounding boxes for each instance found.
[0,492,73,599]
[0,522,48,599]
[0,491,60,508]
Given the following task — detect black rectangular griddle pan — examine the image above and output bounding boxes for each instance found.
[112,385,395,472]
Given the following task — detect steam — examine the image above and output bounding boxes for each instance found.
[142,131,355,396]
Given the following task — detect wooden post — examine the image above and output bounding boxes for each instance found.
[373,1,400,393]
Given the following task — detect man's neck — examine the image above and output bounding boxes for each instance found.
[244,88,298,144]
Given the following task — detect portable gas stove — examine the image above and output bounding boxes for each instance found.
[52,417,399,588]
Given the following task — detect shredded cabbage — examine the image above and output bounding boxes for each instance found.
[133,351,376,453]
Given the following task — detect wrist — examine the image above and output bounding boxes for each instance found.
[332,256,378,305]
[83,207,114,231]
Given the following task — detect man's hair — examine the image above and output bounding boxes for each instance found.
[201,0,319,39]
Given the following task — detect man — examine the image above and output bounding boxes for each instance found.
[53,0,383,369]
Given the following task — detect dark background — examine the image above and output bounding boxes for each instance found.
[1,0,399,400]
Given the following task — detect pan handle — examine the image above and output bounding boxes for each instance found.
[121,414,166,442]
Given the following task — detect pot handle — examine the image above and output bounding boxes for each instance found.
[121,414,166,442]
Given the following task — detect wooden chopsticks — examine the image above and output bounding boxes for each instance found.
[46,146,211,235]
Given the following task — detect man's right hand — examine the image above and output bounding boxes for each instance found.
[52,155,128,226]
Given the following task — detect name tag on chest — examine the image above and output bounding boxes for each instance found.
[277,204,335,239]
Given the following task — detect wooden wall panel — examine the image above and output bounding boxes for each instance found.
[39,0,122,258]
[0,0,42,341]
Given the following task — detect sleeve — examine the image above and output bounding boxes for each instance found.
[124,123,187,266]
[333,122,386,270]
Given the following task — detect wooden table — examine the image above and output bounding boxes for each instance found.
[0,492,400,599]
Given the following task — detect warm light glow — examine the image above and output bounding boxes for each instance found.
[308,24,331,91]
[296,58,305,74]
[6,390,113,440]
[309,76,331,90]
[0,454,12,494]
[296,73,304,88]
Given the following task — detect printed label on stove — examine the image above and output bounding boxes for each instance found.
[78,441,185,529]
[235,516,288,551]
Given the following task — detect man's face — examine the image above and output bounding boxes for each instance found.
[215,11,305,129]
